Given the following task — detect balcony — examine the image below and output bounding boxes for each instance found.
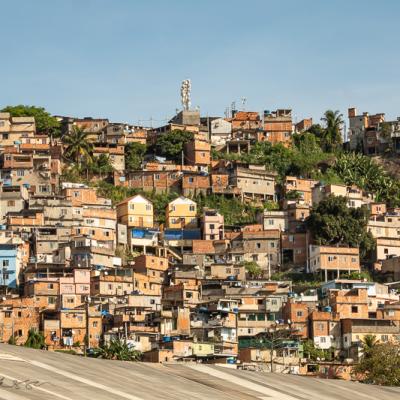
[3,155,33,169]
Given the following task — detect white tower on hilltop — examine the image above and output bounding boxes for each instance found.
[181,79,191,111]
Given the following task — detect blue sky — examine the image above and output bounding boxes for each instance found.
[1,0,400,126]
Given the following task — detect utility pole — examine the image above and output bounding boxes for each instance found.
[84,296,91,356]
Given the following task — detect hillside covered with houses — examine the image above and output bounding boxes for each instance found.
[0,102,399,384]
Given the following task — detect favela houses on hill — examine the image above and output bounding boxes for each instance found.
[1,80,400,389]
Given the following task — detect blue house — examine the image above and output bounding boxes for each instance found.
[0,244,21,289]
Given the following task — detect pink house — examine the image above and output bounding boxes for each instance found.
[202,209,224,241]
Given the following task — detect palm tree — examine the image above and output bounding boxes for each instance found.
[62,126,94,165]
[95,339,142,361]
[321,110,344,152]
[361,334,378,357]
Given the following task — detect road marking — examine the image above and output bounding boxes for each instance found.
[0,387,31,400]
[0,371,74,400]
[0,353,25,362]
[28,360,143,400]
[188,365,298,400]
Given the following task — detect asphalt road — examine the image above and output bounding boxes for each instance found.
[0,344,399,400]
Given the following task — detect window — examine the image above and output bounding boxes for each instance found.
[328,256,334,262]
[155,174,160,180]
[256,243,261,249]
[146,204,152,211]
[270,242,275,248]
[351,306,358,313]
[17,311,22,318]
[320,337,326,343]
[48,297,56,304]
[257,299,263,305]
[2,260,9,268]
[48,283,54,289]
[252,255,258,261]
[129,203,135,210]
[17,170,24,177]
[93,321,98,327]
[189,205,195,212]
[2,134,8,140]
[7,200,15,207]
[225,268,232,274]
[384,248,389,254]
[61,209,67,216]
[351,257,357,262]
[271,299,278,306]
[104,231,110,237]
[150,299,155,304]
[188,177,194,183]
[17,329,23,337]
[296,311,303,317]
[186,292,193,299]
[268,219,274,225]
[381,335,388,342]
[39,185,50,193]
[209,224,215,230]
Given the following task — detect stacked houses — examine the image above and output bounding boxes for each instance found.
[0,106,399,378]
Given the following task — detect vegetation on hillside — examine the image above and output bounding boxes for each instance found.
[194,193,263,226]
[1,104,60,136]
[125,142,147,170]
[353,336,400,386]
[95,339,142,361]
[332,152,400,206]
[306,195,375,259]
[154,130,193,162]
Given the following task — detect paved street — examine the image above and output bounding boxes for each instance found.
[0,344,399,400]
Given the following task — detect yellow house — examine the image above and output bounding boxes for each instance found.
[166,197,197,228]
[116,194,153,228]
[192,342,214,357]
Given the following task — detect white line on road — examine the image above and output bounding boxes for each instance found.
[28,360,143,400]
[188,364,298,400]
[0,387,31,400]
[0,371,74,400]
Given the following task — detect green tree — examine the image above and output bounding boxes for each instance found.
[353,341,400,386]
[303,340,333,361]
[155,130,193,162]
[305,123,325,139]
[361,334,378,357]
[332,152,400,206]
[320,110,344,152]
[62,126,94,165]
[24,329,46,349]
[1,105,60,136]
[243,261,263,278]
[125,142,147,170]
[306,195,375,259]
[285,190,302,200]
[87,154,114,176]
[95,339,142,361]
